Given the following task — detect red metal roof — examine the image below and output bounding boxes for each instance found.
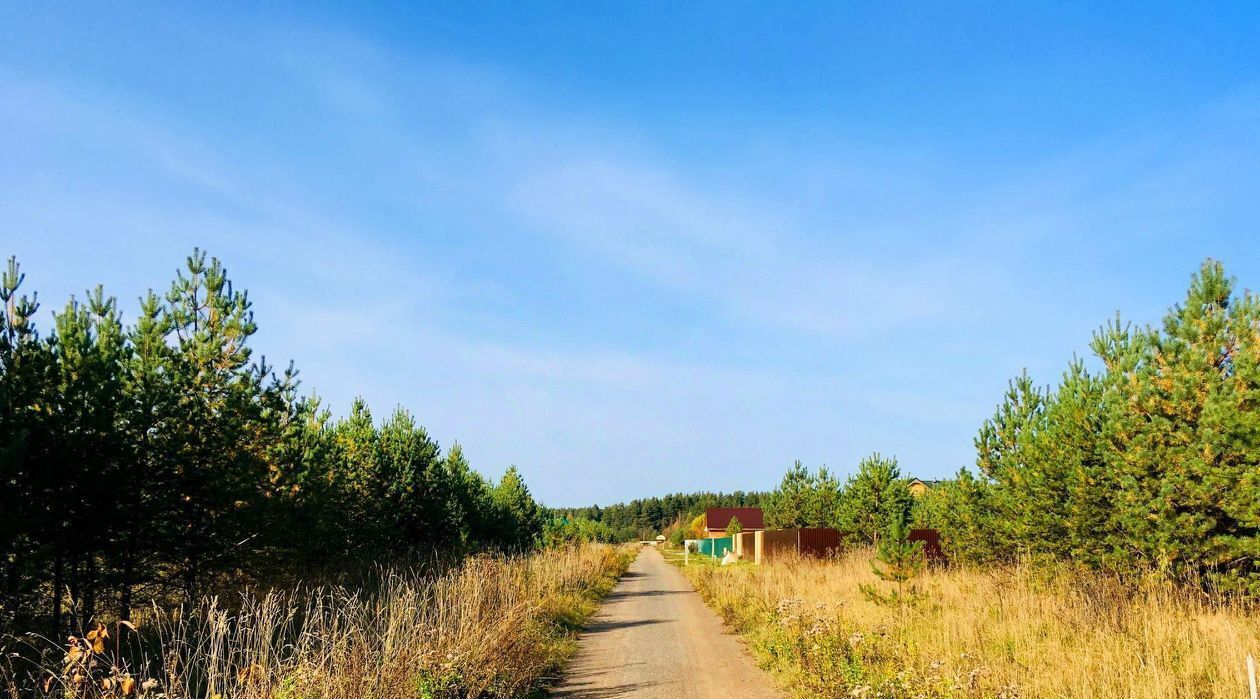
[704,507,765,531]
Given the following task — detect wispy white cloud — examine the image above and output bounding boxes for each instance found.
[503,149,969,340]
[5,28,1260,505]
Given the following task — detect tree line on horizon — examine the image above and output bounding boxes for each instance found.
[551,491,769,542]
[0,251,547,637]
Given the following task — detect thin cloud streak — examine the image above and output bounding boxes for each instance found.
[3,27,1260,504]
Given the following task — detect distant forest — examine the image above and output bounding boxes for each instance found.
[552,491,769,542]
[0,251,548,637]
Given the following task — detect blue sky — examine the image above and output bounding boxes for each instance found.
[3,3,1260,506]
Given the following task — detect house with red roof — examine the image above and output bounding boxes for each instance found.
[702,507,765,538]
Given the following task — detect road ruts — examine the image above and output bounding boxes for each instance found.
[552,547,783,699]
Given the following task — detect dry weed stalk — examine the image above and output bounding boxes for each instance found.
[684,548,1259,698]
[2,544,631,699]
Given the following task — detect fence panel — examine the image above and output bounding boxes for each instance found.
[760,529,798,562]
[909,528,943,561]
[695,536,734,558]
[710,536,733,559]
[798,528,842,557]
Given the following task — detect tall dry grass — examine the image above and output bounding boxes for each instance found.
[681,550,1259,698]
[1,544,633,699]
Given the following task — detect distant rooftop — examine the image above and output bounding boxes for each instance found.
[704,507,765,531]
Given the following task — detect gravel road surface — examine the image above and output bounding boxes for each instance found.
[552,547,783,698]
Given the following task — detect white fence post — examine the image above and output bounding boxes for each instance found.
[1247,654,1257,699]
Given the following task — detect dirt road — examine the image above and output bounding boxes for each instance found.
[552,547,783,698]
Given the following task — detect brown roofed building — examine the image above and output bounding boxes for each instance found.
[703,507,765,538]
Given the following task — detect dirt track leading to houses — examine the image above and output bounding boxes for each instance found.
[552,547,783,699]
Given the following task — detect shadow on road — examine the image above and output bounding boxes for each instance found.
[551,679,662,698]
[606,589,687,600]
[583,618,666,634]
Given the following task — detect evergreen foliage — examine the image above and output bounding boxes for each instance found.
[765,461,845,529]
[942,259,1260,592]
[916,469,1001,562]
[542,516,615,547]
[667,527,687,547]
[764,461,812,528]
[837,454,912,545]
[551,491,768,542]
[0,252,544,636]
[761,456,916,546]
[860,514,924,606]
[491,466,546,551]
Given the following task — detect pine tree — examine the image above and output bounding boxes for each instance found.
[806,466,842,529]
[333,398,383,552]
[443,441,495,549]
[264,389,345,574]
[163,250,268,600]
[378,406,460,551]
[118,290,177,618]
[48,288,128,629]
[1037,358,1113,565]
[941,259,1260,590]
[0,250,552,632]
[766,460,813,528]
[0,257,55,630]
[932,468,1002,563]
[1104,261,1260,589]
[837,453,911,545]
[974,371,1044,554]
[491,466,544,551]
[644,499,665,533]
[860,514,924,606]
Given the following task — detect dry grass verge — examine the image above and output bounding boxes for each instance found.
[680,549,1258,698]
[2,544,635,699]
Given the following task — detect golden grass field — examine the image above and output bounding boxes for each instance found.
[679,549,1260,698]
[2,544,634,699]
